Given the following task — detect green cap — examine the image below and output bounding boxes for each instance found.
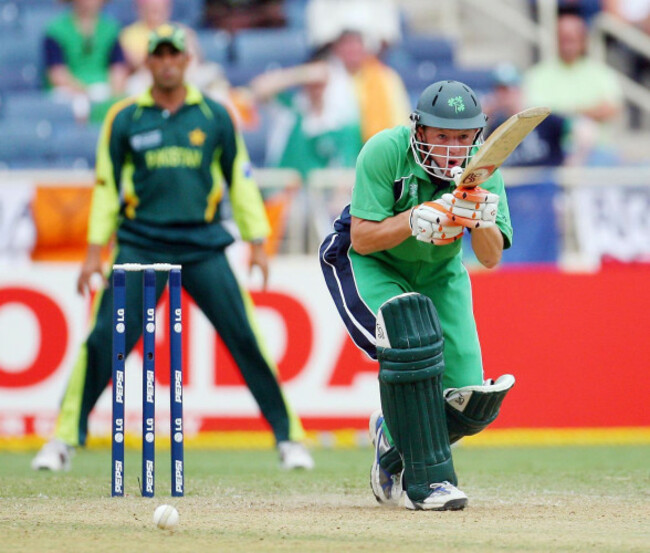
[148,24,187,54]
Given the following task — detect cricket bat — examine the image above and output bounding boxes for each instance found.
[453,107,551,188]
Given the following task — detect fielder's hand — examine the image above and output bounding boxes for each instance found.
[249,241,269,290]
[77,243,107,296]
[438,186,499,229]
[409,201,464,246]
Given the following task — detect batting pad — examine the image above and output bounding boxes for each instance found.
[444,374,515,444]
[377,293,457,502]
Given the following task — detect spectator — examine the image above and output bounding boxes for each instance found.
[120,0,172,73]
[204,0,286,31]
[120,0,228,99]
[328,30,411,143]
[44,0,128,120]
[483,63,590,167]
[522,12,623,161]
[306,0,401,55]
[249,59,362,178]
[523,13,622,125]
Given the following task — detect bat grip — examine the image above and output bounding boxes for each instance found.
[450,166,463,186]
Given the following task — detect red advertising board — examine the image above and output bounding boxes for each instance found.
[1,261,649,440]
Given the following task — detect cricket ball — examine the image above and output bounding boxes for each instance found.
[153,504,179,530]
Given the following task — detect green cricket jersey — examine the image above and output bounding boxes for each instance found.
[320,125,513,387]
[350,126,513,265]
[88,85,270,257]
[45,11,122,87]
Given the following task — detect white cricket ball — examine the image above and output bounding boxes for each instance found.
[153,504,179,530]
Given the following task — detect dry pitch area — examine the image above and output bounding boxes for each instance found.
[1,445,649,552]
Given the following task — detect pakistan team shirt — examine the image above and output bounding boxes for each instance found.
[88,85,270,259]
[347,125,513,265]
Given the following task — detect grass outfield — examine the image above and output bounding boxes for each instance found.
[1,445,649,552]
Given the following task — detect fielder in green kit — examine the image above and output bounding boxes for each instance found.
[320,80,515,510]
[32,24,313,473]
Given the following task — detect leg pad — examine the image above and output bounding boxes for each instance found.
[445,374,515,444]
[377,293,457,502]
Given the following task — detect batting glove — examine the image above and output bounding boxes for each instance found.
[409,201,464,246]
[439,186,500,229]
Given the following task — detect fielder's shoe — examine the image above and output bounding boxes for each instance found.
[403,481,468,511]
[31,439,74,472]
[369,410,402,506]
[278,441,315,470]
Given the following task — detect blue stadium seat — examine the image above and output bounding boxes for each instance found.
[283,0,307,28]
[233,28,310,67]
[196,30,231,65]
[103,0,137,26]
[433,67,496,96]
[393,60,441,93]
[407,89,419,110]
[20,4,64,37]
[242,126,268,168]
[52,125,100,167]
[401,65,496,99]
[171,0,203,28]
[399,34,456,66]
[105,0,202,28]
[0,2,20,30]
[241,108,270,167]
[2,92,76,124]
[0,121,55,163]
[223,61,285,87]
[0,30,42,69]
[0,64,40,91]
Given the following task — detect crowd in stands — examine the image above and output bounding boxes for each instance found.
[0,0,644,174]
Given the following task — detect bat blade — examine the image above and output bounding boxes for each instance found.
[456,107,551,188]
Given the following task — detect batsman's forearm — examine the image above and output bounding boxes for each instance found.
[470,226,504,269]
[350,212,412,255]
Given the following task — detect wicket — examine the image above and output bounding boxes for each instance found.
[111,263,184,497]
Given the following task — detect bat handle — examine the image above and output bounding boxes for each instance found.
[450,166,463,186]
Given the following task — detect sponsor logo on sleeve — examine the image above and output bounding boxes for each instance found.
[130,130,163,151]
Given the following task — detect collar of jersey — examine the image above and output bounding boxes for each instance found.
[136,84,203,108]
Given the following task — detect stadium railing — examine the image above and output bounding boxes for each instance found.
[2,166,650,268]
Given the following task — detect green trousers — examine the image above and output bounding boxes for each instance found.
[350,250,484,389]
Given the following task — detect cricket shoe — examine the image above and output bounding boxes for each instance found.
[403,481,468,511]
[31,439,75,472]
[369,410,402,506]
[278,441,315,470]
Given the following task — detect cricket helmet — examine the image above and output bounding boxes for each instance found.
[410,80,487,181]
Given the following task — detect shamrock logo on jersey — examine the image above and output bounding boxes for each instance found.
[448,96,465,114]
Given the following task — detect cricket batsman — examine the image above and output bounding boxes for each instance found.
[319,80,515,510]
[32,24,313,473]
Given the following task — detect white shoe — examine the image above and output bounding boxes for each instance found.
[403,481,468,511]
[369,410,402,506]
[31,439,74,472]
[278,441,315,470]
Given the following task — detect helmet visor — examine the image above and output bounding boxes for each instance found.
[410,123,483,181]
